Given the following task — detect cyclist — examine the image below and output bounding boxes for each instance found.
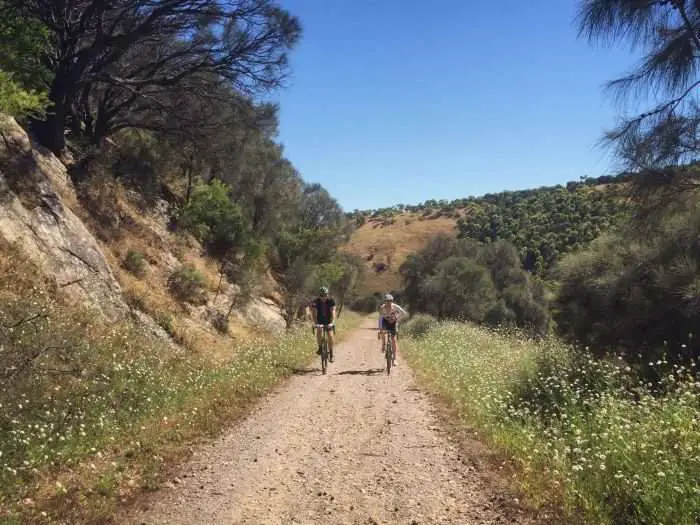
[377,293,408,366]
[312,286,336,362]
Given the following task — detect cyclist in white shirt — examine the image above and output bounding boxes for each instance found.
[377,294,408,366]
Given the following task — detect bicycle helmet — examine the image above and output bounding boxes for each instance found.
[319,286,329,296]
[384,293,394,301]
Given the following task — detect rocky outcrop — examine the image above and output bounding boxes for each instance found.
[0,114,286,336]
[0,114,128,321]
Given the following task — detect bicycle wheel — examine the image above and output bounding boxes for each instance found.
[385,337,392,375]
[320,332,328,375]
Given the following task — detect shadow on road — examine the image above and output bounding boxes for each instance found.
[288,367,321,375]
[336,368,385,376]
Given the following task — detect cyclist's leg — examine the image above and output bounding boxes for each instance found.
[390,329,398,365]
[315,325,323,354]
[379,318,387,352]
[328,326,335,360]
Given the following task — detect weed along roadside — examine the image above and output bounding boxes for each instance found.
[401,318,700,525]
[0,290,361,525]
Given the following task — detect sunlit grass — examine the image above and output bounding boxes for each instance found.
[0,244,362,522]
[404,321,700,525]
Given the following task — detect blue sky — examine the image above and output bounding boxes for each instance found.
[272,0,640,211]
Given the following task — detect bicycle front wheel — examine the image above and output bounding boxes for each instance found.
[385,339,392,375]
[320,334,328,375]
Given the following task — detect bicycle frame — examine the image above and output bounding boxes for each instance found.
[314,323,334,374]
[378,328,397,374]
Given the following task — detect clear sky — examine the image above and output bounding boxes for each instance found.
[272,0,639,212]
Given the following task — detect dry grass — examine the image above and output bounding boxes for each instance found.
[340,213,458,294]
[77,177,259,354]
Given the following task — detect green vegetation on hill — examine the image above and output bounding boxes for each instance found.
[348,173,631,221]
[347,173,631,276]
[455,181,629,274]
[344,173,631,310]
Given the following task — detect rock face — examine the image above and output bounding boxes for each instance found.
[0,114,128,321]
[0,114,287,336]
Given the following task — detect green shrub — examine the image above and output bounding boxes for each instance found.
[122,249,147,277]
[154,312,175,336]
[178,180,251,258]
[402,314,437,337]
[554,202,700,369]
[110,131,166,203]
[401,236,549,334]
[211,312,229,334]
[167,264,206,304]
[0,72,47,117]
[0,6,51,118]
[123,289,147,312]
[349,292,382,313]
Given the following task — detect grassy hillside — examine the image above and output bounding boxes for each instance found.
[342,174,631,296]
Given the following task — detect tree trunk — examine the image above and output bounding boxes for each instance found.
[32,104,67,155]
[337,290,345,318]
[213,260,225,302]
[31,71,73,155]
[91,108,110,147]
[284,296,296,329]
[226,296,236,320]
[184,160,194,203]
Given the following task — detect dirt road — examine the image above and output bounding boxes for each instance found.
[124,320,531,525]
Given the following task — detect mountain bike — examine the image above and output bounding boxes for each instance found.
[314,323,335,374]
[380,328,397,375]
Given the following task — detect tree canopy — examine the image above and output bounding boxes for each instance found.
[577,1,700,179]
[400,236,549,334]
[0,0,50,116]
[5,0,301,153]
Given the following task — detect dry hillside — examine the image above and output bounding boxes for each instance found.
[340,213,458,295]
[0,115,285,364]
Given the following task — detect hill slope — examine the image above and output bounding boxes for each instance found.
[340,214,459,294]
[342,175,631,296]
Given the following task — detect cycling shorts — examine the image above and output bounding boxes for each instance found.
[380,318,398,334]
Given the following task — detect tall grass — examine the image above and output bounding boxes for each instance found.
[0,241,361,523]
[404,322,700,525]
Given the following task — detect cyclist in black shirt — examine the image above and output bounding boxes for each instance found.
[312,286,336,362]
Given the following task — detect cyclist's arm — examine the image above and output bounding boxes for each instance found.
[394,304,409,322]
